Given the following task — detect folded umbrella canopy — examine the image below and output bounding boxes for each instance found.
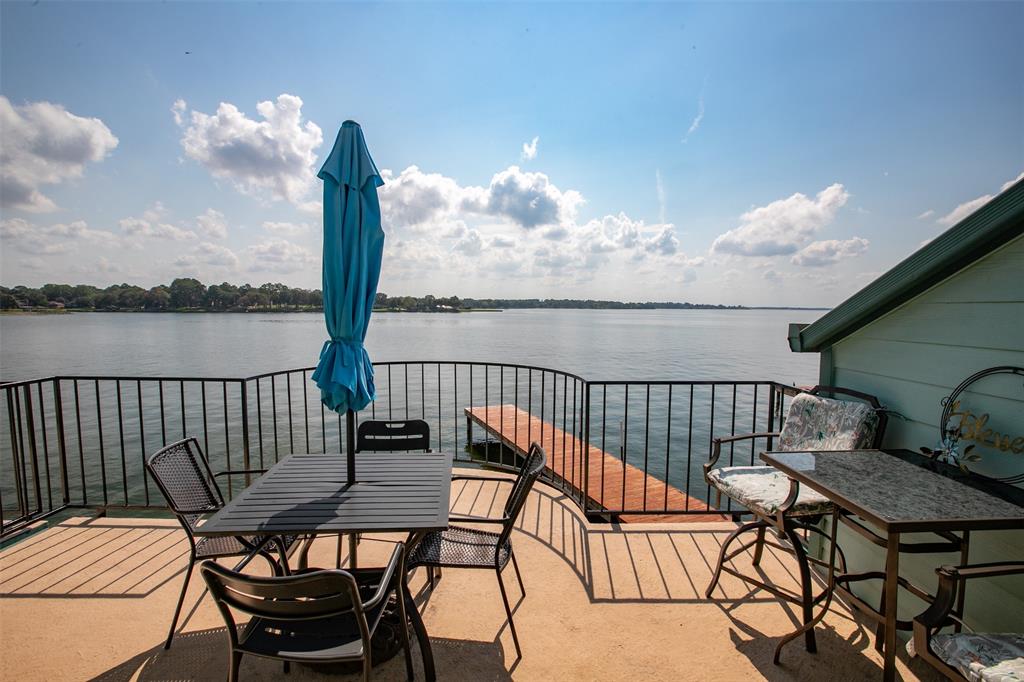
[311,121,384,478]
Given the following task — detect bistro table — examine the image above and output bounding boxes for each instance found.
[194,451,453,681]
[761,449,1024,682]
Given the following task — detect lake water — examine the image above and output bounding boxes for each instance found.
[0,309,822,517]
[0,309,820,385]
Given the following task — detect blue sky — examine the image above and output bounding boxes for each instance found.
[1,1,1021,306]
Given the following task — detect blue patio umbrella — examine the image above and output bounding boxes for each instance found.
[311,121,385,479]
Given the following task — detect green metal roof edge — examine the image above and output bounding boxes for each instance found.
[791,178,1024,353]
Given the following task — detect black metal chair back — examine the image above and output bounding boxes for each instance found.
[201,562,363,622]
[356,418,431,452]
[146,437,225,535]
[498,443,546,547]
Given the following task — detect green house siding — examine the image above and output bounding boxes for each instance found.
[820,233,1024,633]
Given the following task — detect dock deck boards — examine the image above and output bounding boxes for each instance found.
[465,404,722,523]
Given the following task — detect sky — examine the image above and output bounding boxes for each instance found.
[0,1,1021,307]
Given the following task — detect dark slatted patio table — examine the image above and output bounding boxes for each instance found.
[194,452,453,680]
[761,449,1024,682]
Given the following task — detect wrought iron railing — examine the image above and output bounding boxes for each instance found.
[0,363,798,537]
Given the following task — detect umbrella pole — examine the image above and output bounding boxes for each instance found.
[345,409,356,482]
[344,409,358,569]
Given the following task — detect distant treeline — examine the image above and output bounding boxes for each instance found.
[1,279,743,312]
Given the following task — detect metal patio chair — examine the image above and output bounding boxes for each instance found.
[201,543,413,682]
[911,562,1024,681]
[702,386,886,653]
[407,442,546,659]
[146,437,296,649]
[356,418,431,452]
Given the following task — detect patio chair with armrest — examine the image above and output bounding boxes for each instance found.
[702,386,886,653]
[200,543,413,682]
[406,442,547,660]
[911,562,1024,682]
[146,437,298,650]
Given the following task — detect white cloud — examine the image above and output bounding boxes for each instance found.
[470,166,583,229]
[262,221,311,237]
[681,90,705,143]
[119,204,197,241]
[916,209,934,220]
[791,237,869,267]
[175,241,239,269]
[195,208,228,239]
[246,239,317,273]
[0,96,118,212]
[521,136,539,161]
[711,183,850,257]
[379,164,583,231]
[175,94,323,206]
[938,171,1024,226]
[452,229,484,256]
[1,217,120,254]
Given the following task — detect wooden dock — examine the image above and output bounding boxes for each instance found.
[465,404,723,523]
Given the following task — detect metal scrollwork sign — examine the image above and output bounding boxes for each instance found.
[922,366,1024,483]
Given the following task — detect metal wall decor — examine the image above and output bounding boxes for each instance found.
[922,366,1024,482]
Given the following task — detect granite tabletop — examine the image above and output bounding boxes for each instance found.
[761,449,1024,533]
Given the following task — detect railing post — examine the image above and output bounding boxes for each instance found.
[583,382,591,513]
[22,385,42,514]
[240,380,252,487]
[53,379,70,505]
[767,383,778,451]
[5,386,26,517]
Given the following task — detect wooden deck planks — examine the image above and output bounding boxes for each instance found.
[465,404,723,523]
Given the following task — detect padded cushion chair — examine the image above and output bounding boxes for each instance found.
[357,419,431,452]
[911,562,1024,682]
[703,386,885,655]
[407,443,547,660]
[200,543,413,682]
[146,437,296,649]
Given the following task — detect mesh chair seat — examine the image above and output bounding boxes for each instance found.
[408,525,513,570]
[196,533,297,560]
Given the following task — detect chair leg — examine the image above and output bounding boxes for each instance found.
[228,651,242,682]
[751,526,767,567]
[510,551,526,597]
[705,519,766,598]
[165,555,196,649]
[362,654,372,682]
[496,568,522,659]
[283,660,290,674]
[782,525,817,655]
[396,579,415,681]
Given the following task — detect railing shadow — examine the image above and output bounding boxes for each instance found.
[0,518,190,599]
[450,476,803,606]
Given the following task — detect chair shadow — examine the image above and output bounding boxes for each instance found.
[87,627,511,681]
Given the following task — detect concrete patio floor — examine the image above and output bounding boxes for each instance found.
[0,468,941,681]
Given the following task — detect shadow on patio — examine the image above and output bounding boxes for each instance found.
[0,470,942,681]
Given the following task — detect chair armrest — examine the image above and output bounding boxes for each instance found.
[359,543,405,611]
[938,562,1024,581]
[214,469,268,478]
[912,562,1024,658]
[451,475,513,484]
[704,432,782,473]
[448,514,508,525]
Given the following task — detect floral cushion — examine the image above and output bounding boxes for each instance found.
[908,633,1024,682]
[707,466,834,517]
[777,392,879,451]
